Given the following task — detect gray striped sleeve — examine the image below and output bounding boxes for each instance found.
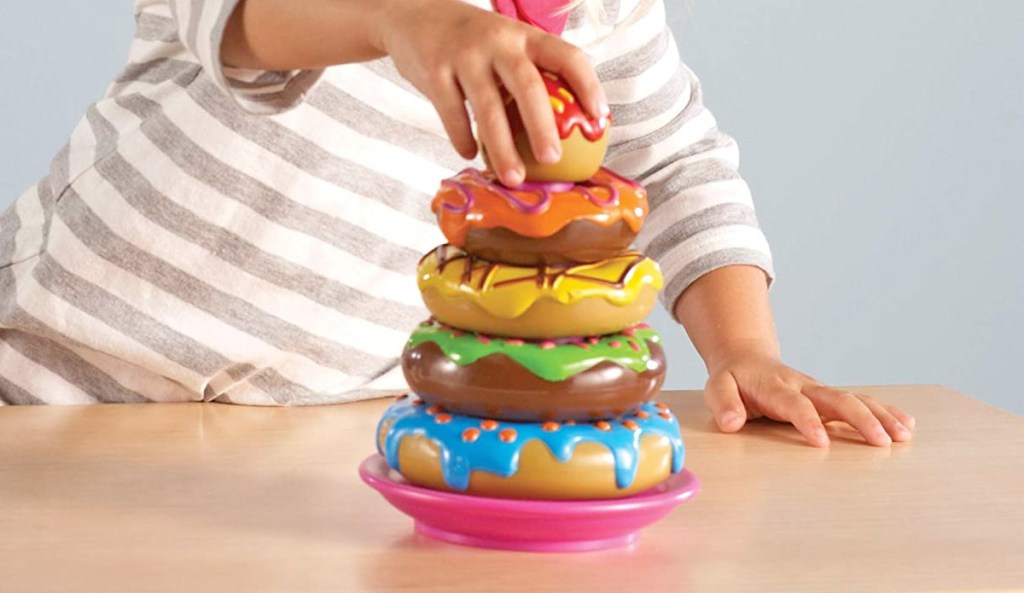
[1,330,151,404]
[599,1,775,319]
[167,0,324,115]
[0,375,46,405]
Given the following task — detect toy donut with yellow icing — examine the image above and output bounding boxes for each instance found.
[433,167,648,265]
[377,395,685,500]
[417,245,663,338]
[484,71,611,183]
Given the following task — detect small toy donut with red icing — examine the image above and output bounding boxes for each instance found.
[484,71,611,183]
[433,167,648,265]
[401,320,667,422]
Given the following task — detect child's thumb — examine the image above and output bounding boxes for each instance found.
[704,371,747,433]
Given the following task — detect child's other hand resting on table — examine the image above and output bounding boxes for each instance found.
[677,265,916,447]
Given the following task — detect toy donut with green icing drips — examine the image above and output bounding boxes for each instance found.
[402,321,667,422]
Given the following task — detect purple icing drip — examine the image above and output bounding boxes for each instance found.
[439,167,633,215]
[516,180,576,193]
[440,178,475,213]
[472,169,552,214]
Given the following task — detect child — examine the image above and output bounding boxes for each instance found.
[0,0,914,447]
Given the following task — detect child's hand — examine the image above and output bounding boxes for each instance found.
[375,0,608,186]
[222,0,604,186]
[675,265,916,448]
[703,346,916,447]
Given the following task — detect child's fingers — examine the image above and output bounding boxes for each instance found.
[494,58,560,165]
[458,64,523,186]
[803,386,891,447]
[531,37,608,119]
[886,404,916,430]
[703,371,747,433]
[858,394,914,442]
[757,380,830,447]
[428,75,477,159]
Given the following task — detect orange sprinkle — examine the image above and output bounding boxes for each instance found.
[564,420,577,426]
[426,406,441,415]
[499,428,518,443]
[542,422,560,432]
[655,402,669,411]
[622,420,639,431]
[659,412,672,420]
[595,421,612,431]
[412,399,425,406]
[636,410,650,419]
[462,428,480,443]
[476,334,492,344]
[480,419,499,431]
[587,336,600,345]
[628,340,641,352]
[609,340,622,349]
[435,413,452,424]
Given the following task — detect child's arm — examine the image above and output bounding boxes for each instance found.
[596,0,914,446]
[219,0,607,188]
[676,265,915,447]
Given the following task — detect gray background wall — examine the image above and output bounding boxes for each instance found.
[1,2,1021,414]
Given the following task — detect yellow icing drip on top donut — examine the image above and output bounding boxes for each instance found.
[417,245,664,319]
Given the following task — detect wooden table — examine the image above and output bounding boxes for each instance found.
[1,385,1021,593]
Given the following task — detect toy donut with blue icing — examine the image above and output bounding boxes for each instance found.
[401,320,667,422]
[376,395,685,500]
[417,245,663,339]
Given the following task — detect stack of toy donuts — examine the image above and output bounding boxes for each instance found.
[376,72,685,500]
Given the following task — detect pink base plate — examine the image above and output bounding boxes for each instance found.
[359,454,700,553]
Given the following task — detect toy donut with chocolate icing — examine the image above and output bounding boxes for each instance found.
[377,395,685,500]
[401,320,666,421]
[417,245,663,339]
[433,167,648,265]
[484,71,611,183]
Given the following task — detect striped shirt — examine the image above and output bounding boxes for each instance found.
[0,0,773,405]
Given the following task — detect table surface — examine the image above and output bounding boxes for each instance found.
[1,385,1022,593]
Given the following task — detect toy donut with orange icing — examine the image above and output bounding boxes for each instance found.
[377,395,684,500]
[401,320,666,422]
[433,167,648,265]
[484,71,611,183]
[417,245,663,339]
